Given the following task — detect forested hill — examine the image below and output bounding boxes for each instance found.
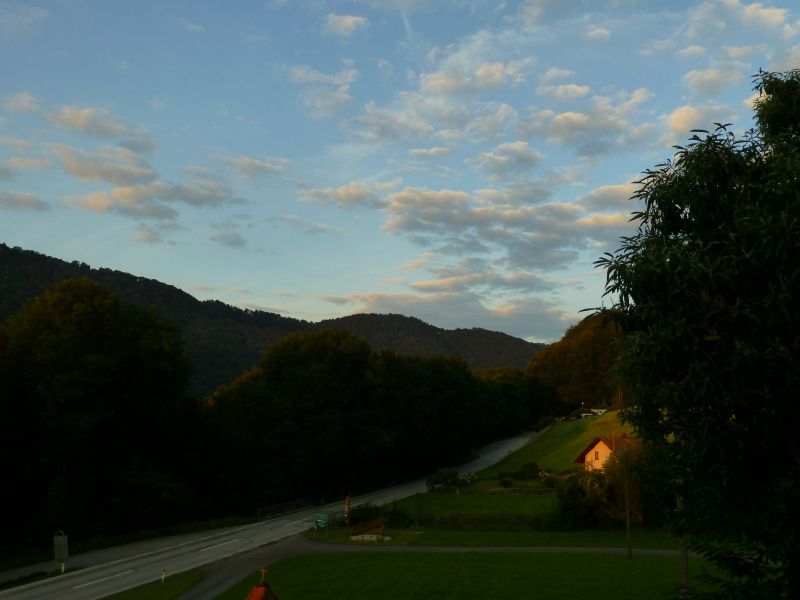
[0,243,545,395]
[312,313,545,371]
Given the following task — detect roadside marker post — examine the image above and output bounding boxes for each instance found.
[53,531,68,574]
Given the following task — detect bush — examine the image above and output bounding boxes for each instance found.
[426,468,472,492]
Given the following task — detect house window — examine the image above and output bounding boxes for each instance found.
[594,451,599,460]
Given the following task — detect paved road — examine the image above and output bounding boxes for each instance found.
[0,429,538,600]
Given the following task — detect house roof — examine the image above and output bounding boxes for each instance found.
[572,434,638,464]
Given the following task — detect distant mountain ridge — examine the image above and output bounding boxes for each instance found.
[0,243,546,395]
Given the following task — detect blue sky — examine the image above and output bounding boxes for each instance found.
[2,0,798,341]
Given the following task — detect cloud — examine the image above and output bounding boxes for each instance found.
[719,44,764,60]
[676,45,706,58]
[299,179,399,208]
[5,155,49,170]
[421,60,528,95]
[772,44,800,71]
[664,102,738,141]
[289,65,358,86]
[351,99,435,142]
[526,88,653,157]
[540,67,574,82]
[0,190,49,211]
[3,90,39,112]
[324,13,369,37]
[226,155,288,178]
[470,141,543,180]
[210,230,246,248]
[584,26,611,40]
[683,68,744,97]
[536,83,591,101]
[118,129,158,154]
[0,2,47,40]
[179,18,205,33]
[48,105,126,137]
[69,185,178,220]
[409,146,452,158]
[577,182,638,212]
[337,289,574,341]
[289,65,359,117]
[52,144,156,185]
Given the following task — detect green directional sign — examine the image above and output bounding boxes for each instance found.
[314,515,329,528]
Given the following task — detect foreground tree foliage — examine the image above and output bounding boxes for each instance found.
[0,278,198,548]
[598,70,800,598]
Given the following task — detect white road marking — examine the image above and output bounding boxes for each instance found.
[72,569,134,589]
[200,538,239,551]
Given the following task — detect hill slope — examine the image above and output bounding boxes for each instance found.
[0,243,545,395]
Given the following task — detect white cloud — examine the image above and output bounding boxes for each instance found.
[5,155,49,170]
[226,155,288,178]
[289,65,359,117]
[664,102,738,142]
[526,88,653,157]
[0,190,49,211]
[421,60,529,95]
[536,83,591,101]
[3,90,39,112]
[210,230,246,248]
[0,2,47,40]
[179,18,205,33]
[470,141,543,180]
[52,144,156,185]
[299,179,399,208]
[683,68,744,97]
[772,44,800,71]
[584,26,611,40]
[676,45,706,58]
[48,105,127,137]
[324,13,369,37]
[540,67,574,82]
[720,44,764,60]
[577,182,638,212]
[289,65,358,86]
[409,146,452,158]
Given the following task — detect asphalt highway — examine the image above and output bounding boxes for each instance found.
[0,429,538,600]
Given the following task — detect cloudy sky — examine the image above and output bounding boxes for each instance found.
[1,0,798,341]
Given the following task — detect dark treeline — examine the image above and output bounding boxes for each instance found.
[0,243,545,398]
[0,278,552,554]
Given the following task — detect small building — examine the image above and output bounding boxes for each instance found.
[573,433,637,471]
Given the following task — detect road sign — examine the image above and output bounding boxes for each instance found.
[314,515,329,528]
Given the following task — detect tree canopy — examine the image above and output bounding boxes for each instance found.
[598,69,800,598]
[0,278,197,545]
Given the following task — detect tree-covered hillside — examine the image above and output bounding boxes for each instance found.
[1,244,545,396]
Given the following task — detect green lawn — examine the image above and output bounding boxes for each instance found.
[386,492,557,529]
[479,412,633,475]
[215,552,704,600]
[99,570,202,600]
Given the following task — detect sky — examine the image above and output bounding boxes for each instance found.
[1,0,799,342]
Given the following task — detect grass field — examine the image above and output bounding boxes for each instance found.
[479,412,633,475]
[214,552,702,600]
[99,570,202,600]
[385,492,557,530]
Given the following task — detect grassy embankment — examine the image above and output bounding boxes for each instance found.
[214,412,697,599]
[98,570,202,600]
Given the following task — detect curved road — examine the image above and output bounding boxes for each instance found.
[0,429,538,600]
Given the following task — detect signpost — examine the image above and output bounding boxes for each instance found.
[53,531,68,574]
[313,514,329,538]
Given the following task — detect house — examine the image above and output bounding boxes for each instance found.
[573,433,637,471]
